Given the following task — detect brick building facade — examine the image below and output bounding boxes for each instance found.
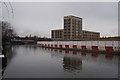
[64,15,82,40]
[82,30,100,39]
[51,29,64,40]
[51,15,100,40]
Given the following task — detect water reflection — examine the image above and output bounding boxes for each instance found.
[59,50,62,53]
[91,53,98,58]
[43,48,83,74]
[45,48,118,65]
[54,49,58,52]
[105,54,113,60]
[42,47,118,73]
[2,45,16,75]
[81,52,87,56]
[3,46,118,78]
[24,45,37,52]
[65,50,69,54]
[63,56,82,73]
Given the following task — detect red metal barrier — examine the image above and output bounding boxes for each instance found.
[48,44,50,47]
[92,46,98,50]
[55,44,57,47]
[81,46,87,50]
[65,45,69,48]
[59,44,62,48]
[73,45,77,48]
[105,46,113,52]
[51,44,53,47]
[45,44,46,46]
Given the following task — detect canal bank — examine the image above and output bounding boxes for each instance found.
[37,41,120,55]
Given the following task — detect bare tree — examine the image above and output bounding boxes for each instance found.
[0,21,17,45]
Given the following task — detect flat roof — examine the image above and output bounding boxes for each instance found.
[83,30,100,33]
[64,15,82,19]
[51,29,64,31]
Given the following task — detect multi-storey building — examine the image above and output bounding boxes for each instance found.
[51,15,100,40]
[51,29,64,40]
[64,15,82,40]
[82,30,100,39]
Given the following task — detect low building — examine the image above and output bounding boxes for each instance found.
[51,29,64,40]
[82,30,100,39]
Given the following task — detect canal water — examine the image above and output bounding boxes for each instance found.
[3,45,118,78]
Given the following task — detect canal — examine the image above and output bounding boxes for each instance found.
[2,45,118,78]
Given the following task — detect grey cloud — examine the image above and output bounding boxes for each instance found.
[2,2,118,37]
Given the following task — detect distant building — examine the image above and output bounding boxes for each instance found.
[82,30,100,39]
[51,15,100,40]
[51,29,64,40]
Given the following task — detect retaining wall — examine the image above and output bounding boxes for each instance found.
[37,41,120,52]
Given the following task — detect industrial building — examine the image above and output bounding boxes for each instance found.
[51,15,100,40]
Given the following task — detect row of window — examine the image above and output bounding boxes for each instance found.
[83,32,99,35]
[83,34,99,36]
[64,29,82,32]
[64,22,82,24]
[64,26,82,28]
[64,19,82,22]
[83,36,99,38]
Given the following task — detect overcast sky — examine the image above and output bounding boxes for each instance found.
[2,2,118,38]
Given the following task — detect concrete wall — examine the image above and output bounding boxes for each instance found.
[37,41,120,52]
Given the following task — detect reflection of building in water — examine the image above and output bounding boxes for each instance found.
[80,53,118,65]
[50,49,64,59]
[63,56,82,73]
[42,48,118,67]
